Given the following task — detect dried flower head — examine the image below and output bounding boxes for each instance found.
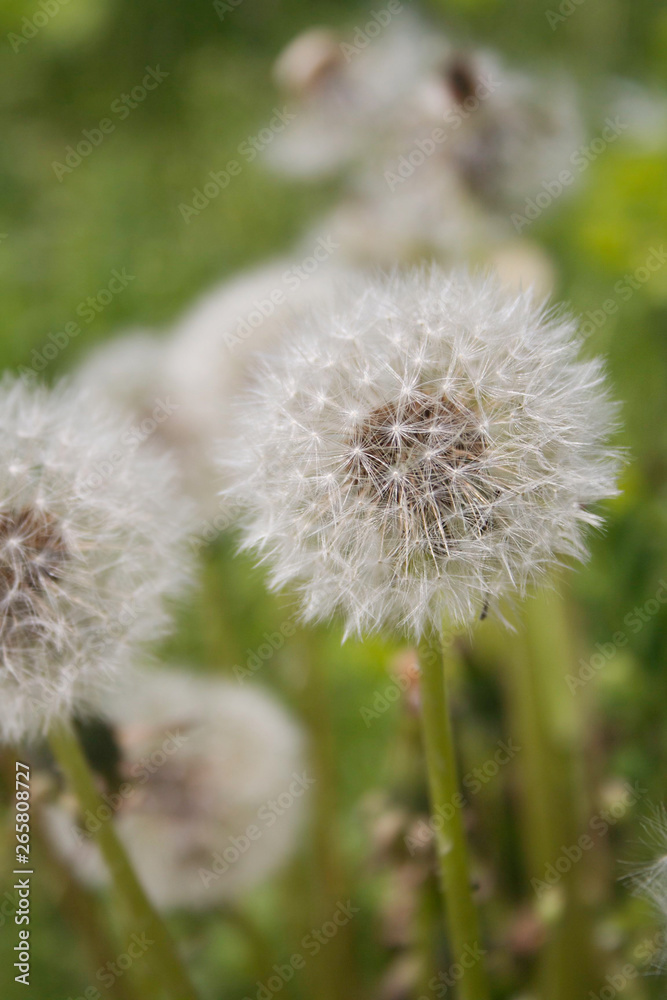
[0,377,193,743]
[224,268,619,639]
[44,669,307,910]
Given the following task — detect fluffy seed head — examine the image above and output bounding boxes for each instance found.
[0,377,193,743]
[224,268,620,639]
[44,669,307,909]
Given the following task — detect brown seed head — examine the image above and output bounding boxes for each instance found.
[345,394,493,561]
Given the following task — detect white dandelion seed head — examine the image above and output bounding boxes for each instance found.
[0,377,194,744]
[224,267,620,640]
[44,669,307,910]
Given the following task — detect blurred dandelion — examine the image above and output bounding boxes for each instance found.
[45,669,308,910]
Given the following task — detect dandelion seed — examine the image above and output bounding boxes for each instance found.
[224,267,620,640]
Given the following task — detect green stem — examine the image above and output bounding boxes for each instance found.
[418,631,490,1000]
[519,587,601,999]
[48,721,199,1000]
[295,629,359,1000]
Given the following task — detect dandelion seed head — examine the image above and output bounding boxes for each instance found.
[224,267,620,639]
[0,377,194,743]
[44,669,307,910]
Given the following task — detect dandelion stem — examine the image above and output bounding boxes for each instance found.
[519,586,601,999]
[48,721,199,1000]
[418,631,490,1000]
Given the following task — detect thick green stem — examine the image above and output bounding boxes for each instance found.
[297,631,359,1000]
[418,631,490,1000]
[48,721,199,1000]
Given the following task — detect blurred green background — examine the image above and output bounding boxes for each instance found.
[1,0,667,998]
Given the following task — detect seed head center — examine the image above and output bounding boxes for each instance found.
[345,394,490,549]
